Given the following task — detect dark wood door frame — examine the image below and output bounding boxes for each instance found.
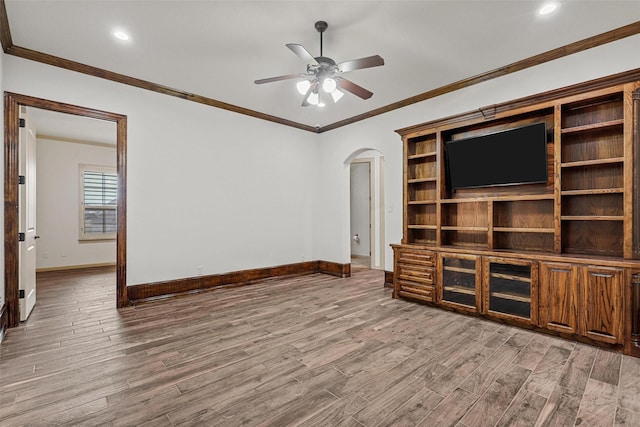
[4,92,127,327]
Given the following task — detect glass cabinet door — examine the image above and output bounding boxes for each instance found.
[483,258,537,324]
[439,254,480,312]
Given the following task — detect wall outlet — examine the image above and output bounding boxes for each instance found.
[196,265,203,276]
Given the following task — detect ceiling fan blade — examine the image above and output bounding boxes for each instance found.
[254,73,304,85]
[286,43,319,65]
[338,55,384,73]
[336,77,373,100]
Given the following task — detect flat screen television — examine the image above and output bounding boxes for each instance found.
[445,122,548,190]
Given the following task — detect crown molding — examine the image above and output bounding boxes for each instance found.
[319,20,640,133]
[0,0,12,52]
[1,0,639,134]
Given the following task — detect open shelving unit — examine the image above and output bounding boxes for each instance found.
[393,77,640,356]
[559,92,627,257]
[404,133,438,245]
[400,86,633,258]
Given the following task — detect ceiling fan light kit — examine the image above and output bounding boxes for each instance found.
[255,21,384,107]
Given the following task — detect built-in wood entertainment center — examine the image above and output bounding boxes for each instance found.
[392,71,640,356]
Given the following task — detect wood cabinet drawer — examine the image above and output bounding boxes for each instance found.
[397,265,434,285]
[397,249,435,267]
[397,280,434,303]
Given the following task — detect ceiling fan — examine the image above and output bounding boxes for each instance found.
[254,21,384,107]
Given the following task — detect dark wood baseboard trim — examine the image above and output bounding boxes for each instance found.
[0,303,7,344]
[127,260,351,304]
[319,261,351,278]
[384,271,394,288]
[36,262,116,273]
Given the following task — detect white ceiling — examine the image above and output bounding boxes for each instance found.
[5,1,640,133]
[28,108,117,146]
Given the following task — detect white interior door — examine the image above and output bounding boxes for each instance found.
[19,106,37,321]
[350,162,371,260]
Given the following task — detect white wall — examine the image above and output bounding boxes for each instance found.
[35,137,117,269]
[314,34,640,271]
[3,55,316,286]
[2,33,640,287]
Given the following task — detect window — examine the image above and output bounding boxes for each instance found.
[80,165,117,240]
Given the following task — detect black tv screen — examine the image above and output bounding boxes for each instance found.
[445,122,548,190]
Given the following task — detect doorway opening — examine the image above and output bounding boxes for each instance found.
[348,150,385,271]
[4,93,127,329]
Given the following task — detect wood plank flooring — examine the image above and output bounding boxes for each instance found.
[1,267,639,426]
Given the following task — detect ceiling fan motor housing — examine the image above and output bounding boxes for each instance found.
[308,57,337,78]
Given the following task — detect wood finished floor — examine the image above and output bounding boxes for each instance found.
[1,267,640,426]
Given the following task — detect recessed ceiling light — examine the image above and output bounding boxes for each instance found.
[113,31,130,41]
[538,2,559,15]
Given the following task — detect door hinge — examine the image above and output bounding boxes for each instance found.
[18,175,25,185]
[18,232,25,242]
[19,118,26,128]
[19,290,25,299]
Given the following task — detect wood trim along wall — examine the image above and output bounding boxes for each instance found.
[319,260,351,278]
[0,303,7,343]
[0,0,638,134]
[36,262,116,273]
[323,21,640,133]
[3,92,127,328]
[396,67,640,136]
[384,271,394,288]
[127,260,352,303]
[4,45,318,134]
[0,0,11,52]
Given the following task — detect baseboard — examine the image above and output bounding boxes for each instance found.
[36,262,116,273]
[319,260,351,278]
[0,303,7,344]
[127,260,351,304]
[384,270,394,288]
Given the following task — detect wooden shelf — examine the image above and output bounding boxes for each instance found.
[408,224,437,230]
[561,216,624,221]
[561,188,624,196]
[443,266,476,275]
[408,200,437,205]
[441,226,488,232]
[408,177,437,184]
[561,157,624,168]
[441,194,553,203]
[490,272,531,283]
[560,119,624,134]
[493,227,555,234]
[407,151,437,160]
[443,285,476,296]
[489,291,531,303]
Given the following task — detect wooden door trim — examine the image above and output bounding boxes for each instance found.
[4,92,127,327]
